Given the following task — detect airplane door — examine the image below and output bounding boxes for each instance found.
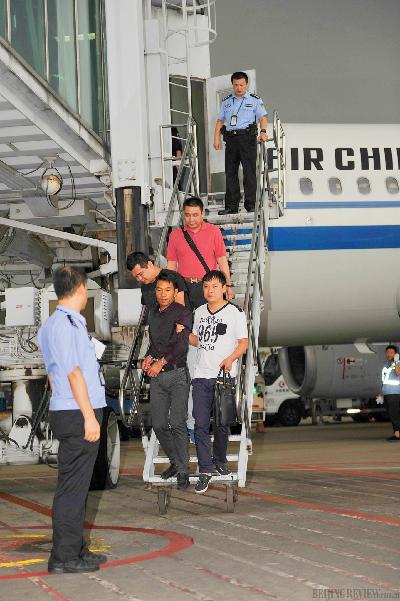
[206,69,257,194]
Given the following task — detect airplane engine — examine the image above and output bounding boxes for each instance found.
[278,344,387,398]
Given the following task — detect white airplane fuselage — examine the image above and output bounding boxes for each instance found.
[260,124,400,347]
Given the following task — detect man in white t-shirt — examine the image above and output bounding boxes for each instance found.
[189,270,248,494]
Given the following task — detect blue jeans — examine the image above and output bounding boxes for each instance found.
[192,378,229,473]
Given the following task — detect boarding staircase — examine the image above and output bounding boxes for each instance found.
[119,112,286,511]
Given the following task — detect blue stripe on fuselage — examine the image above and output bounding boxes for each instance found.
[268,225,400,251]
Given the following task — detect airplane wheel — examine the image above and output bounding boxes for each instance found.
[90,407,120,490]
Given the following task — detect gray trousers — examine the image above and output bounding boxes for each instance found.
[150,366,190,474]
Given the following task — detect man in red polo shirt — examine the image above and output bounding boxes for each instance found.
[167,197,233,309]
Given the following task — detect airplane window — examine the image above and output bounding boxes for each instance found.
[386,177,399,194]
[300,177,313,195]
[357,177,371,195]
[328,177,342,195]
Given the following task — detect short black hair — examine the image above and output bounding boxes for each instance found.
[386,345,398,353]
[155,269,179,290]
[126,251,152,271]
[183,197,204,211]
[202,270,226,286]
[231,71,248,83]
[53,266,87,300]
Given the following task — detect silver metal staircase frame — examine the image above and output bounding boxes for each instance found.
[118,119,199,450]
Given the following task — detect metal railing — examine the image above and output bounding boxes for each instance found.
[118,119,199,439]
[159,119,199,209]
[235,111,286,445]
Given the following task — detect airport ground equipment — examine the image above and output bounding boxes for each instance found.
[119,113,286,514]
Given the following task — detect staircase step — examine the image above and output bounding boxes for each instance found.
[207,212,255,225]
[226,244,253,253]
[222,233,254,242]
[220,225,254,234]
[148,473,238,484]
[153,453,239,464]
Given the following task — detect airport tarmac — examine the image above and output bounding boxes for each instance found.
[0,420,399,601]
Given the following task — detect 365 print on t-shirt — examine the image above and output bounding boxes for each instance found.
[198,314,227,351]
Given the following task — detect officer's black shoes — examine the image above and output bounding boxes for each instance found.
[218,208,239,215]
[161,463,178,479]
[81,550,108,564]
[386,435,400,441]
[176,473,190,490]
[48,558,100,574]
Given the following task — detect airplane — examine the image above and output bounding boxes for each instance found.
[257,123,400,398]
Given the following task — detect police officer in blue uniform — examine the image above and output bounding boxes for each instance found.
[381,344,400,441]
[214,71,268,215]
[38,267,107,574]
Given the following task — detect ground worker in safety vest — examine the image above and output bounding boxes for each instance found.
[380,344,400,441]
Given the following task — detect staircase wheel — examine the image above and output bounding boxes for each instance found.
[226,485,236,513]
[158,487,170,515]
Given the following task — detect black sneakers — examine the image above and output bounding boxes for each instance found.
[215,463,231,476]
[48,558,100,574]
[177,473,190,490]
[161,463,178,479]
[195,473,212,494]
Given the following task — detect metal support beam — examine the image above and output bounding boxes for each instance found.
[0,216,117,275]
[115,187,149,289]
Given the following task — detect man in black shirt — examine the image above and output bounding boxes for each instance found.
[142,271,193,490]
[126,251,189,310]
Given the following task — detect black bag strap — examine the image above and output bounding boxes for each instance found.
[181,227,211,274]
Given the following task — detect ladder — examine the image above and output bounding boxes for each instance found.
[119,112,286,512]
[157,0,216,212]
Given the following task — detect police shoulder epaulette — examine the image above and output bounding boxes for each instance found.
[222,93,233,101]
[229,302,243,312]
[66,314,78,328]
[250,93,260,99]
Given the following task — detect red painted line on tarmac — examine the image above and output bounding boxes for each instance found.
[0,492,52,518]
[0,526,193,581]
[226,488,400,526]
[299,467,400,479]
[0,494,194,581]
[251,463,400,480]
[26,576,71,601]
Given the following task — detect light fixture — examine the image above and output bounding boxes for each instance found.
[40,161,63,196]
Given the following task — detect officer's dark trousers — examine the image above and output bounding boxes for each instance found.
[384,394,400,432]
[49,408,103,563]
[225,134,257,211]
[192,378,229,473]
[150,367,190,474]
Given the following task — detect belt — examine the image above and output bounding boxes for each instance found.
[161,363,187,372]
[226,128,256,137]
[184,277,202,284]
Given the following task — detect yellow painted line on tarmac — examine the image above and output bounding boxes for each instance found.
[0,559,46,568]
[0,534,47,539]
